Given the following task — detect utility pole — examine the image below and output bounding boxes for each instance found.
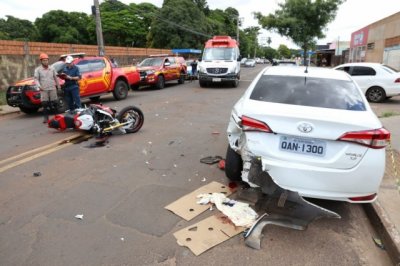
[236,17,243,44]
[93,0,105,56]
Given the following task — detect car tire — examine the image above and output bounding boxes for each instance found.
[155,75,165,90]
[225,144,243,181]
[366,86,386,103]
[178,72,185,84]
[113,80,129,100]
[89,96,101,102]
[19,106,39,114]
[232,79,239,88]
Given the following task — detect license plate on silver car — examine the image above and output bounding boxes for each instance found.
[212,78,221,82]
[279,136,326,157]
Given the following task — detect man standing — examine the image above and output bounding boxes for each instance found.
[62,55,81,113]
[191,59,198,78]
[34,53,60,123]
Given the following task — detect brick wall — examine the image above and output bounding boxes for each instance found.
[0,40,171,90]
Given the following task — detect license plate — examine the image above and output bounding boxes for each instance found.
[279,136,326,157]
[212,78,221,82]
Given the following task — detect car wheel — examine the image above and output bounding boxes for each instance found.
[113,80,129,100]
[225,144,243,181]
[155,75,165,90]
[232,79,239,88]
[366,86,386,103]
[19,106,39,114]
[89,96,101,102]
[178,72,185,84]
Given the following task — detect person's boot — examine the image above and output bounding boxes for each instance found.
[42,101,49,123]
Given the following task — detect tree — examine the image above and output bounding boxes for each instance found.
[255,0,344,64]
[148,0,208,49]
[35,11,93,44]
[277,44,291,59]
[261,46,278,61]
[0,16,38,41]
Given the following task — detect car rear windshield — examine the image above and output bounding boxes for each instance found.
[250,75,366,111]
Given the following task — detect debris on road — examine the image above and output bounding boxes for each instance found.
[201,177,206,182]
[372,237,385,250]
[218,159,225,170]
[196,193,258,227]
[211,131,220,135]
[174,213,244,256]
[165,181,235,221]
[33,172,42,177]
[200,156,223,165]
[74,214,84,220]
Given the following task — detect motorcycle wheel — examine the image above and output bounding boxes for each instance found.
[117,106,144,133]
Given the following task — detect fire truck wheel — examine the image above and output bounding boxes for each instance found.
[113,80,129,100]
[155,75,165,90]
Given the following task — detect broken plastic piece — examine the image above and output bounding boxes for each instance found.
[200,156,223,164]
[75,214,84,220]
[372,237,385,250]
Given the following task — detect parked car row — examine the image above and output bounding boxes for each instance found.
[6,53,188,114]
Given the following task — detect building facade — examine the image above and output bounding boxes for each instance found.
[349,11,400,70]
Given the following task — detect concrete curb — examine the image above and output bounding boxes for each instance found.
[364,201,400,264]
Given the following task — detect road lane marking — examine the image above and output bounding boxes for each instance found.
[0,133,91,174]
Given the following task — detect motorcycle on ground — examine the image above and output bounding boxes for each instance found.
[48,104,144,143]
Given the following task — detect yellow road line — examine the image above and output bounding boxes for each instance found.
[0,133,82,166]
[0,133,91,174]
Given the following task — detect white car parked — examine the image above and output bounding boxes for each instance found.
[333,62,400,103]
[226,66,390,203]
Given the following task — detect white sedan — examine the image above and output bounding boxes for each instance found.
[225,66,390,203]
[333,62,400,103]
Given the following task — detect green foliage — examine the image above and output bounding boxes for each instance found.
[0,16,38,41]
[277,44,291,58]
[148,0,209,49]
[255,0,344,62]
[35,10,93,44]
[261,46,278,61]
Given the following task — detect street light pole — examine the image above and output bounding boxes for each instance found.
[94,0,105,56]
[236,17,243,44]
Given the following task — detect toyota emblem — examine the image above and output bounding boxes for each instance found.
[297,122,313,133]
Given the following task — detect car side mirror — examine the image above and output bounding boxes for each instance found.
[237,55,242,61]
[164,62,171,66]
[198,58,202,62]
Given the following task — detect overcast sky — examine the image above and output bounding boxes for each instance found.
[1,0,399,49]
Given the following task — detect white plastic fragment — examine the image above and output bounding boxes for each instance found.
[145,161,150,165]
[148,141,152,145]
[120,237,125,241]
[75,214,84,220]
[173,164,177,168]
[196,193,258,228]
[201,177,206,182]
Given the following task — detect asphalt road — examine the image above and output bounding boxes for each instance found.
[0,65,393,265]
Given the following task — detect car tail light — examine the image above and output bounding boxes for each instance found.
[241,116,273,133]
[349,193,377,202]
[395,78,400,83]
[338,128,390,149]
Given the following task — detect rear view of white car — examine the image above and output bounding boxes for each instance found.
[226,66,390,203]
[334,62,400,103]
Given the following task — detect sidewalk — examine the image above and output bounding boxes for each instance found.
[0,105,20,116]
[0,104,399,263]
[365,116,400,264]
